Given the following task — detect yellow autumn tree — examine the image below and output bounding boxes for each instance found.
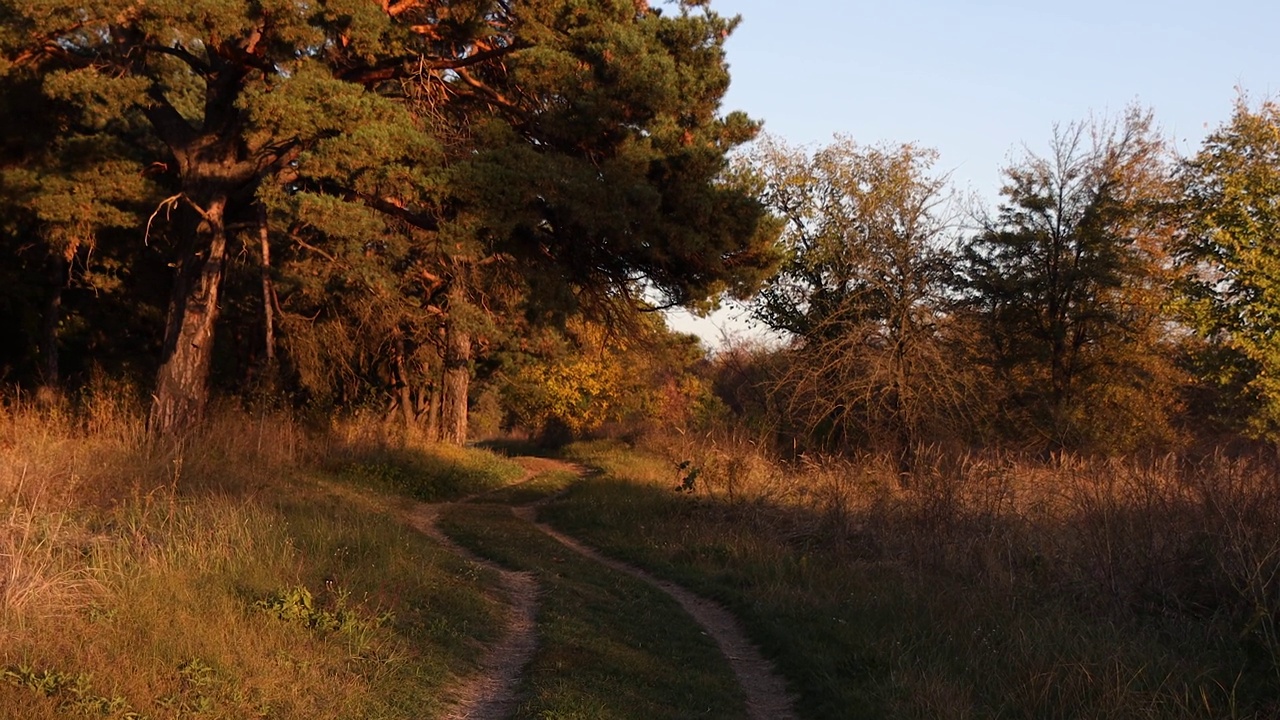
[503,315,716,442]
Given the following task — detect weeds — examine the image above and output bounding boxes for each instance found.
[3,664,142,718]
[256,584,393,639]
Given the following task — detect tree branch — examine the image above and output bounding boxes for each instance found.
[141,87,197,150]
[140,44,212,75]
[8,22,91,69]
[364,195,441,233]
[452,66,521,114]
[338,42,523,84]
[304,180,442,233]
[291,234,339,263]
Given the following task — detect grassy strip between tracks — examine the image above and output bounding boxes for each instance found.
[438,484,746,720]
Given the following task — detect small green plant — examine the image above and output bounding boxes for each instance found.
[255,584,391,637]
[256,585,345,632]
[176,658,217,688]
[3,664,143,718]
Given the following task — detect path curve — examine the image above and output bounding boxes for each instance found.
[402,504,537,720]
[512,461,799,720]
[318,469,542,720]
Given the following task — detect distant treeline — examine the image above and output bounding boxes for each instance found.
[717,99,1280,458]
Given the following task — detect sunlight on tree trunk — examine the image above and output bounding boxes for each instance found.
[150,196,228,435]
[258,205,275,364]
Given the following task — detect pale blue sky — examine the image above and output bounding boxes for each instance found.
[669,0,1280,345]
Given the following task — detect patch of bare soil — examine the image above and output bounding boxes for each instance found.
[513,459,799,720]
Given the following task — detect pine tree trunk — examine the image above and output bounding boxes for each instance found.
[392,338,415,432]
[39,253,65,389]
[399,382,415,432]
[149,193,229,435]
[441,325,471,445]
[414,383,440,442]
[440,282,471,445]
[425,382,442,443]
[258,205,275,363]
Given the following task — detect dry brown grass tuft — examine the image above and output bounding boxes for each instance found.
[0,386,315,622]
[0,401,114,623]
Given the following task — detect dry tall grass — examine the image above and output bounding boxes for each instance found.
[0,389,512,718]
[0,390,309,612]
[608,432,1280,715]
[663,434,1280,627]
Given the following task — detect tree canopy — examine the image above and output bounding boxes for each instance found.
[961,108,1183,450]
[746,136,970,458]
[1177,96,1280,439]
[0,0,778,439]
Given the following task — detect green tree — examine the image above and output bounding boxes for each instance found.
[0,0,777,441]
[748,136,971,460]
[0,71,162,391]
[1177,96,1280,439]
[962,108,1183,451]
[0,0,473,430]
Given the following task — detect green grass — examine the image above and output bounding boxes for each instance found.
[438,500,747,719]
[0,406,517,720]
[324,442,525,501]
[473,469,579,506]
[539,440,1270,720]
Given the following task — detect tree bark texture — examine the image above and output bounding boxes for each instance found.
[440,281,471,445]
[425,383,442,443]
[149,193,229,435]
[143,57,262,434]
[258,205,275,363]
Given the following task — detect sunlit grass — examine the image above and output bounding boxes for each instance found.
[0,397,513,719]
[321,437,525,502]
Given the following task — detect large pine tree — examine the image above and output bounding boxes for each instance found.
[0,0,777,439]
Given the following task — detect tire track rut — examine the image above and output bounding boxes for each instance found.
[325,456,799,720]
[320,467,544,720]
[403,502,537,720]
[512,460,799,720]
